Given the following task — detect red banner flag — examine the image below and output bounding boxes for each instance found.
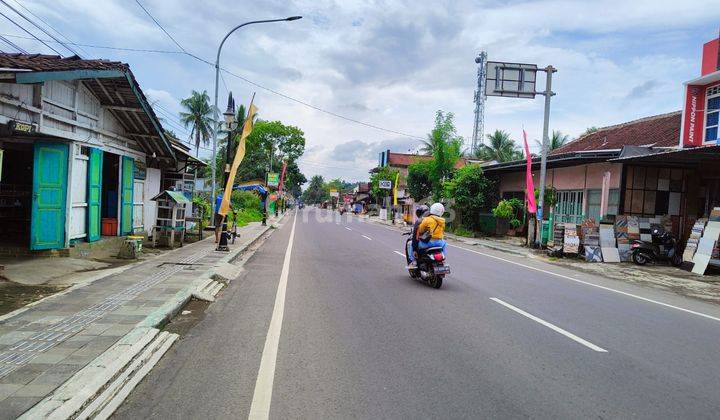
[523,130,537,214]
[278,160,288,195]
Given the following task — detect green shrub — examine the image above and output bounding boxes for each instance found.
[231,190,262,212]
[509,218,522,229]
[492,198,523,220]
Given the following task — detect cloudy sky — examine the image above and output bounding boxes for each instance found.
[4,0,720,182]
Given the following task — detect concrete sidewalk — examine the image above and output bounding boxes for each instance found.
[0,215,284,418]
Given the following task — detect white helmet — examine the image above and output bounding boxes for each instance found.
[430,202,444,217]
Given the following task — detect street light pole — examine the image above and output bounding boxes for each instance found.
[210,16,302,226]
[536,65,556,246]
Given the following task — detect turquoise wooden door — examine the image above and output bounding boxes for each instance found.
[120,156,134,235]
[31,143,69,250]
[86,148,103,241]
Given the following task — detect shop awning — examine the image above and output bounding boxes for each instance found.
[609,145,720,167]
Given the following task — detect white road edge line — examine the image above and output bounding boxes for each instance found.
[362,235,372,241]
[393,250,405,257]
[249,210,297,420]
[450,244,720,324]
[490,298,608,353]
[344,227,352,231]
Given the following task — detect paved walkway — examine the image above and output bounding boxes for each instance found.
[0,219,275,418]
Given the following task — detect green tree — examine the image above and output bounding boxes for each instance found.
[284,161,307,198]
[180,90,213,156]
[406,160,433,201]
[422,110,464,199]
[475,130,522,162]
[370,166,399,200]
[444,164,497,231]
[535,130,570,151]
[236,120,306,182]
[302,175,329,204]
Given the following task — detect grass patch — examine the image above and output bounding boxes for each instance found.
[452,226,475,238]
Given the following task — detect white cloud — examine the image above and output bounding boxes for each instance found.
[11,0,720,180]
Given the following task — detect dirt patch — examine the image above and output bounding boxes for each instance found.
[162,299,211,336]
[0,279,68,316]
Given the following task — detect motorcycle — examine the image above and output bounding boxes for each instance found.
[403,231,449,289]
[631,227,683,266]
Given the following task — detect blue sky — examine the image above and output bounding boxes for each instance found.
[3,0,720,181]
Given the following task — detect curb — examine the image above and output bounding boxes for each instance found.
[19,215,287,419]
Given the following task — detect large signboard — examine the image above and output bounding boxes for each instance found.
[267,172,280,187]
[486,61,537,98]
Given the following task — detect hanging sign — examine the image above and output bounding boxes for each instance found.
[267,172,280,187]
[379,180,392,189]
[8,120,36,134]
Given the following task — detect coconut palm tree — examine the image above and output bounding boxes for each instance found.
[535,130,570,151]
[475,130,522,162]
[179,90,213,157]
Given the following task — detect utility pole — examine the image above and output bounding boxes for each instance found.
[471,51,487,156]
[536,65,556,247]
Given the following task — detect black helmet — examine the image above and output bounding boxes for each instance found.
[416,205,429,218]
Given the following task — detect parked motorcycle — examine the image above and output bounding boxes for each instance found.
[630,227,682,266]
[403,231,449,289]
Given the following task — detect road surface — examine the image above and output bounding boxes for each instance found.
[116,208,720,419]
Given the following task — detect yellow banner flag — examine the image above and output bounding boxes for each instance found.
[219,103,257,216]
[393,171,399,206]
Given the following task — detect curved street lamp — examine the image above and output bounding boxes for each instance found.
[210,16,302,222]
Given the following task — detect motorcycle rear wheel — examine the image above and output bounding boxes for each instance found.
[633,252,649,265]
[428,275,443,289]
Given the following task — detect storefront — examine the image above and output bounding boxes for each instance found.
[0,53,176,252]
[681,37,720,147]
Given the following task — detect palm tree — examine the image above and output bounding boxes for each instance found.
[535,130,570,151]
[475,130,522,162]
[179,90,213,157]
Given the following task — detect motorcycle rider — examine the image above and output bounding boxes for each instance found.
[416,202,447,255]
[406,204,429,269]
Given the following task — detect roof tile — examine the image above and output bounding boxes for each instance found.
[552,111,681,155]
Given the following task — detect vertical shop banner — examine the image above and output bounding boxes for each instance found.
[219,103,257,216]
[278,160,287,195]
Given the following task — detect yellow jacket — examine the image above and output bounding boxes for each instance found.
[416,215,445,241]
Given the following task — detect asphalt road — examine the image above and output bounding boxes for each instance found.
[115,208,720,419]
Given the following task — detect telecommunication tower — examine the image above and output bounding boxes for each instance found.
[471,51,487,156]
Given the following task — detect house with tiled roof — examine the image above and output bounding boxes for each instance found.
[0,53,201,252]
[483,110,697,233]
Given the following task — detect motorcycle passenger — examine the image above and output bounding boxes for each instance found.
[406,205,429,269]
[416,202,447,255]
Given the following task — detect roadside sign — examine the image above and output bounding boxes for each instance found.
[379,180,392,189]
[267,172,279,187]
[486,61,537,98]
[329,189,339,197]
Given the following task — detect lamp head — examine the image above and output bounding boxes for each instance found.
[286,16,302,21]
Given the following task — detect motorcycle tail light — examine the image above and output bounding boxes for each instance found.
[433,253,444,261]
[631,243,640,248]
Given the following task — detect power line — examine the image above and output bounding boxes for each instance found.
[8,0,89,57]
[0,0,80,56]
[0,33,26,53]
[0,10,63,55]
[0,34,187,54]
[133,0,186,53]
[0,34,425,140]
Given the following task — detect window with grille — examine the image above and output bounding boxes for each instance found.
[705,85,720,143]
[554,190,584,224]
